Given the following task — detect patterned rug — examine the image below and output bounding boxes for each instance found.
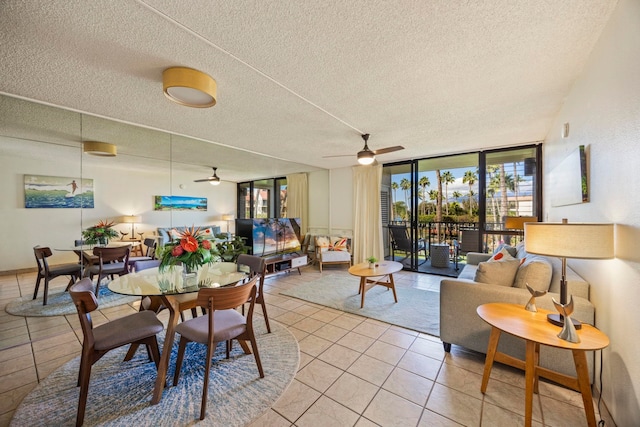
[281,274,440,336]
[10,320,299,426]
[5,285,138,317]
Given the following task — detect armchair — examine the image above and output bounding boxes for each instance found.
[314,235,352,272]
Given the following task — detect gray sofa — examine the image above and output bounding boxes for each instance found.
[156,225,221,246]
[440,243,595,379]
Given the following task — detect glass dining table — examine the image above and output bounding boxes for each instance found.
[108,263,246,404]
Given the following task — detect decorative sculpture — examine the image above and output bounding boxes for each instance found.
[552,296,580,343]
[525,284,547,312]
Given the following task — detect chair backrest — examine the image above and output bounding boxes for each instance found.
[459,229,481,253]
[236,254,266,279]
[33,246,53,273]
[388,225,412,251]
[134,259,161,272]
[93,245,131,264]
[195,275,258,312]
[142,238,157,257]
[69,278,99,346]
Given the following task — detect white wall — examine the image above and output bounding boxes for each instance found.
[307,167,354,237]
[543,0,640,424]
[0,138,236,271]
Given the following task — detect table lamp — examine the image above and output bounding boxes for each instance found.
[505,216,538,231]
[121,215,142,238]
[524,218,614,328]
[222,214,234,239]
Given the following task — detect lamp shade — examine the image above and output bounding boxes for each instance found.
[121,215,142,224]
[163,67,217,108]
[221,214,234,221]
[505,216,538,230]
[524,221,614,259]
[83,141,117,157]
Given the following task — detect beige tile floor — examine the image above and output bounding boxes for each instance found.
[0,266,616,427]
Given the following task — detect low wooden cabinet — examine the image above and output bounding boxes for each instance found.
[263,253,307,276]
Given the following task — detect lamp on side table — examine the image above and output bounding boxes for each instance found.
[524,218,614,329]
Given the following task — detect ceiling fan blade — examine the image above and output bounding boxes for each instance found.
[194,178,214,182]
[322,154,353,158]
[372,146,404,155]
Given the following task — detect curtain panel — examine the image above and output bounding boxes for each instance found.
[285,173,308,235]
[352,164,383,264]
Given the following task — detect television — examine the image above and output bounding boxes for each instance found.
[236,218,302,257]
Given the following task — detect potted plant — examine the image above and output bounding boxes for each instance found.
[82,219,119,245]
[366,256,378,269]
[215,235,249,263]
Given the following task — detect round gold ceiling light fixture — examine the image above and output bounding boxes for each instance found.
[83,141,117,157]
[163,67,217,108]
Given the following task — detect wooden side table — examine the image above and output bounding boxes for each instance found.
[348,261,403,308]
[477,303,609,427]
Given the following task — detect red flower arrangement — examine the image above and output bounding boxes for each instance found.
[158,226,219,272]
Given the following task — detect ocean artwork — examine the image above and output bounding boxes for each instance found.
[24,174,94,208]
[154,195,207,211]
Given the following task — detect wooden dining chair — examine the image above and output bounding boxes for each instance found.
[33,246,82,305]
[69,278,163,427]
[172,276,264,420]
[236,254,271,333]
[85,246,131,296]
[128,238,158,270]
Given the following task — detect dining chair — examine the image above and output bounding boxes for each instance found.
[128,238,158,270]
[172,276,264,420]
[85,246,131,296]
[69,278,163,427]
[33,246,82,305]
[236,254,271,333]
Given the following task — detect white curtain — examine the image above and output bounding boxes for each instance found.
[285,173,308,235]
[352,164,383,264]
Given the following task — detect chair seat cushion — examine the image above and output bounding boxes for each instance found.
[321,251,351,262]
[87,262,127,274]
[49,263,82,275]
[128,256,153,265]
[175,309,246,344]
[93,311,163,351]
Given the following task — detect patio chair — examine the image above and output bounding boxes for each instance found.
[69,278,163,427]
[33,246,82,305]
[172,276,264,420]
[388,225,427,265]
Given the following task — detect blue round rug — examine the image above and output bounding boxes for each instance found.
[5,285,138,317]
[10,320,299,426]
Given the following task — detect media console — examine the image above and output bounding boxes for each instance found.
[263,253,308,276]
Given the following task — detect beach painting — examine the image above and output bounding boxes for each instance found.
[24,174,94,208]
[154,195,207,211]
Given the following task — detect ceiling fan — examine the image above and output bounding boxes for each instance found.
[323,134,404,165]
[194,167,221,185]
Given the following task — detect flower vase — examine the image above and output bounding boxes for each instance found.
[182,264,199,288]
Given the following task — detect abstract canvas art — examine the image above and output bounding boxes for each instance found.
[24,174,94,208]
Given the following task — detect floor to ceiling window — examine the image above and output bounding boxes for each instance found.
[237,177,287,219]
[382,144,541,273]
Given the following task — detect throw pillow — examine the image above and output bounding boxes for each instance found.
[201,227,215,238]
[494,244,518,258]
[331,237,349,251]
[513,257,553,292]
[488,247,516,262]
[474,259,521,287]
[315,236,331,251]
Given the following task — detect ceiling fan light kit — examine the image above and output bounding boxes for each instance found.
[83,141,117,157]
[163,67,217,108]
[324,134,404,165]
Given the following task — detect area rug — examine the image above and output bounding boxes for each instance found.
[281,275,440,337]
[5,286,139,317]
[419,259,464,278]
[10,320,299,426]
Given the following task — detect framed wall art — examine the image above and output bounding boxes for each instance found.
[24,174,94,208]
[154,195,207,211]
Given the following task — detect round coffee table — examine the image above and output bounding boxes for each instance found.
[348,261,403,308]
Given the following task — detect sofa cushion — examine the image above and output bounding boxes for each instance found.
[494,244,517,258]
[474,259,520,287]
[513,256,553,292]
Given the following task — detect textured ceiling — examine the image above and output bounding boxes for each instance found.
[0,0,617,181]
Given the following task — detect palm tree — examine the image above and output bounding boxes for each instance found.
[400,178,411,221]
[435,170,443,223]
[428,189,439,215]
[463,169,477,217]
[418,176,430,216]
[391,181,399,220]
[441,171,455,215]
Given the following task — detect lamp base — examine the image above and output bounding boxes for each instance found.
[547,313,582,330]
